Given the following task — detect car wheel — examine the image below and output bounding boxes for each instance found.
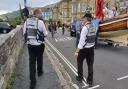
[3,29,7,33]
[108,42,113,46]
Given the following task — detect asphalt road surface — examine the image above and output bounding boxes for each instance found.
[46,30,128,89]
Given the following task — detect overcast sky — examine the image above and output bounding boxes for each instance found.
[0,0,61,15]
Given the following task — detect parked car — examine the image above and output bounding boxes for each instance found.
[0,22,12,33]
[70,20,77,36]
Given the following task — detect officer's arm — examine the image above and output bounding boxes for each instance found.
[75,27,88,53]
[77,26,88,49]
[23,21,27,35]
[38,20,48,37]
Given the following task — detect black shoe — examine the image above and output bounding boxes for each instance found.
[76,76,83,82]
[87,81,93,87]
[30,81,36,89]
[38,71,43,77]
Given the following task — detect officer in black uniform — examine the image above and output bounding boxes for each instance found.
[23,8,48,89]
[75,13,96,87]
[23,7,29,20]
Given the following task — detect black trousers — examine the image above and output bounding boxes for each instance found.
[62,28,65,35]
[28,44,45,82]
[77,47,94,82]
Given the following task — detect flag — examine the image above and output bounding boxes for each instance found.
[96,0,104,21]
[24,0,27,7]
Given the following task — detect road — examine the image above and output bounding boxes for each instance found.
[46,30,128,89]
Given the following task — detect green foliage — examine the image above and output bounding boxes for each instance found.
[0,18,3,22]
[0,10,21,20]
[9,17,23,28]
[6,70,16,89]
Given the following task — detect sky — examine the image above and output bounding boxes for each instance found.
[0,0,61,15]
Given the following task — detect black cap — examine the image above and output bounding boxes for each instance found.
[83,13,92,18]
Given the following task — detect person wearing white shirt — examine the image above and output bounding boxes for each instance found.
[76,16,83,47]
[23,8,48,89]
[104,7,118,19]
[75,13,96,87]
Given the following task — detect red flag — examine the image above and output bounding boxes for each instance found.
[96,0,104,21]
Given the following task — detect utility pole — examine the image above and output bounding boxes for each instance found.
[87,0,89,7]
[95,0,97,15]
[19,3,24,20]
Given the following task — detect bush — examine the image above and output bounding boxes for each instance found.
[9,17,23,28]
[0,18,3,22]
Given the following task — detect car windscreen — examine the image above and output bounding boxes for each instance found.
[0,23,9,28]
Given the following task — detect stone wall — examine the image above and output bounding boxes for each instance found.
[0,26,24,89]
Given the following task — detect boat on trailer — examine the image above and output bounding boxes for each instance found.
[99,14,128,32]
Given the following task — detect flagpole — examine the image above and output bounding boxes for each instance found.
[24,0,27,8]
[23,0,29,20]
[95,0,96,15]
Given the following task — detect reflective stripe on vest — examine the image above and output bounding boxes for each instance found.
[84,24,96,47]
[26,17,38,39]
[25,17,45,42]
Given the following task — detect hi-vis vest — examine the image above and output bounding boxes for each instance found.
[25,17,44,43]
[83,23,96,47]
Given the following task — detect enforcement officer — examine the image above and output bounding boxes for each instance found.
[23,8,48,89]
[23,7,29,20]
[75,13,96,87]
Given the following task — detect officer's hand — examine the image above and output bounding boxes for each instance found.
[74,52,78,57]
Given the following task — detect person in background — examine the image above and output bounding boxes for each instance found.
[23,8,48,89]
[49,22,55,38]
[62,23,65,35]
[75,13,96,87]
[76,16,83,47]
[103,6,118,19]
[91,15,101,49]
[53,22,57,33]
[48,22,52,32]
[127,6,128,28]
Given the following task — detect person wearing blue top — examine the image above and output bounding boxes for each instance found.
[75,16,83,47]
[91,16,100,49]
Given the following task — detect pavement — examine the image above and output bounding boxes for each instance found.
[12,45,62,89]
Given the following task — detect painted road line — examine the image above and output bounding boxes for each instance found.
[46,39,87,87]
[55,37,74,42]
[117,75,128,80]
[46,39,88,87]
[88,85,100,89]
[45,45,79,89]
[47,39,87,82]
[66,37,73,40]
[47,40,78,75]
[55,38,58,42]
[72,84,79,89]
